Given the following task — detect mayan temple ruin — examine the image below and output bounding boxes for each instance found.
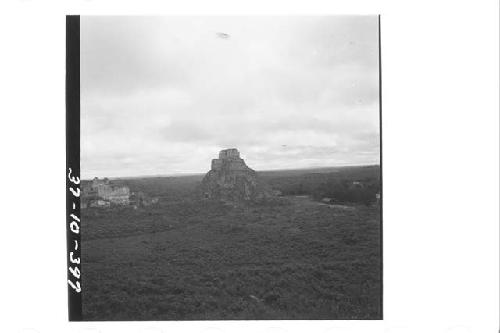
[81,177,159,209]
[81,177,130,208]
[200,148,273,203]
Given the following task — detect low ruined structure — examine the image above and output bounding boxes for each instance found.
[130,191,159,208]
[82,177,130,208]
[200,148,273,203]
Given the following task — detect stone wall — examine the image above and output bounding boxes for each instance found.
[96,184,130,205]
[81,178,131,207]
[219,148,240,159]
[211,148,248,172]
[211,159,222,170]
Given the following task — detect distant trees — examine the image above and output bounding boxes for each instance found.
[312,179,379,205]
[269,170,380,206]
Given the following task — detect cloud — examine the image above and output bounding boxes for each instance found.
[81,16,380,178]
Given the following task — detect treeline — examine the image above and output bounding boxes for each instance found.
[310,179,380,205]
[265,166,381,205]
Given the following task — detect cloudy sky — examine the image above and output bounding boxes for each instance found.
[81,16,379,178]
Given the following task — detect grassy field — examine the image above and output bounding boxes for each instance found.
[81,166,381,320]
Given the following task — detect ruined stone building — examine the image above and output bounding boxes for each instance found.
[129,191,159,208]
[210,148,249,173]
[82,177,130,208]
[200,148,274,203]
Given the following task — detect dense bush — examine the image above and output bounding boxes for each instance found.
[265,166,381,206]
[311,179,379,206]
[82,166,382,320]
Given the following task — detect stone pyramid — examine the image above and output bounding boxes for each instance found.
[200,148,273,203]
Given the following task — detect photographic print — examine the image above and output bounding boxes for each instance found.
[67,15,382,321]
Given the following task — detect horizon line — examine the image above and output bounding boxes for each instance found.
[81,163,381,181]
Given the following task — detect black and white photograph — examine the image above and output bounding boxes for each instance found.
[75,15,382,321]
[0,1,498,332]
